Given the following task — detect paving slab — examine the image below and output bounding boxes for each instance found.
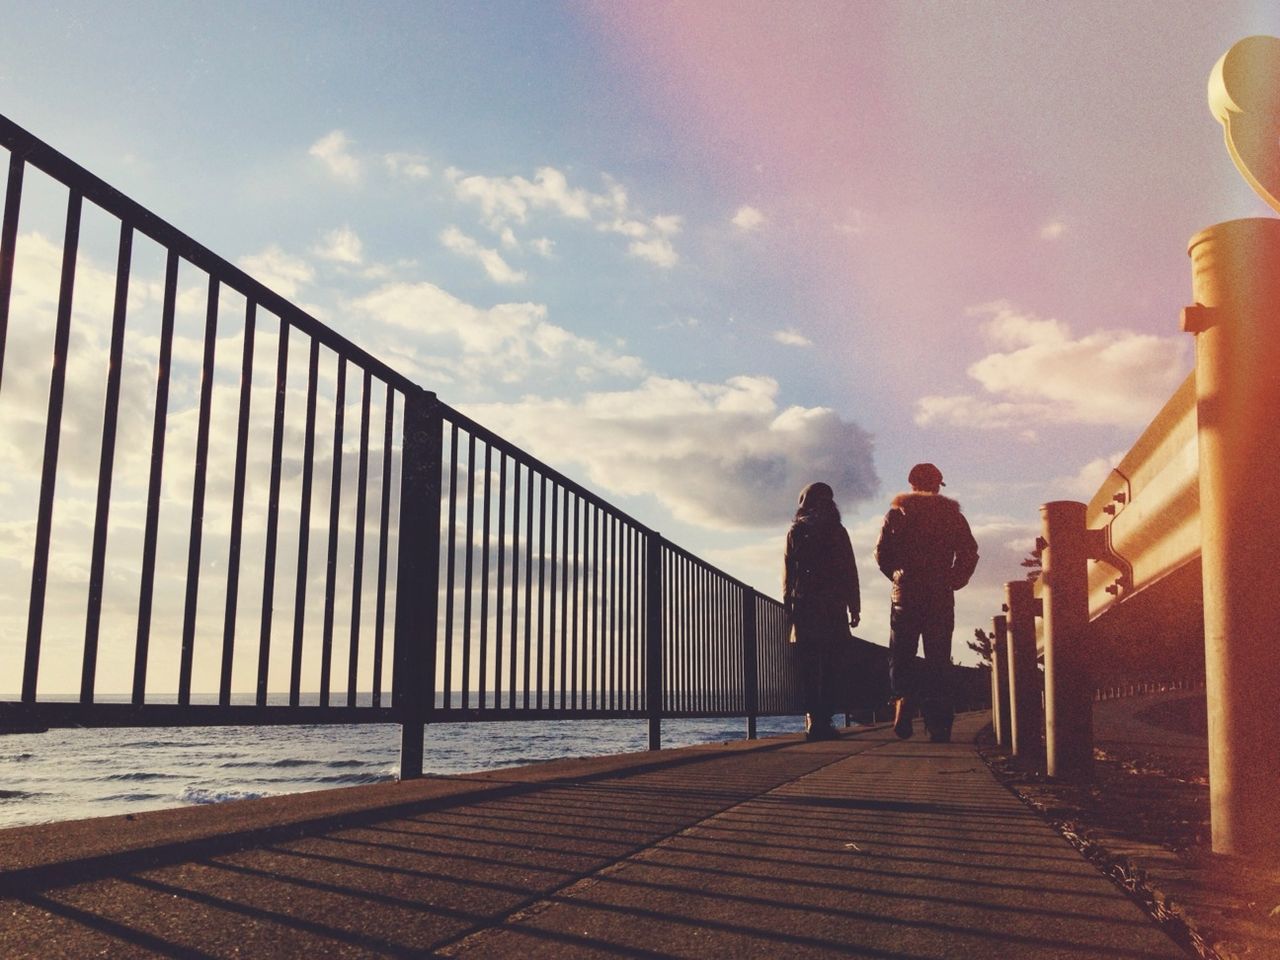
[0,715,1187,959]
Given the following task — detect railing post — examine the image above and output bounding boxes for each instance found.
[1185,217,1280,857]
[1004,580,1040,761]
[1039,501,1092,778]
[646,531,664,750]
[392,388,442,779]
[742,586,759,740]
[990,614,1010,747]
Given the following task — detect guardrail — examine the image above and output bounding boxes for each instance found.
[0,112,824,776]
[985,207,1280,860]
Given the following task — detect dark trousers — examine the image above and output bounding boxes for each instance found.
[792,601,845,723]
[888,596,955,727]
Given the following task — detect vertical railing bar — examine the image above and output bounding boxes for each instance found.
[218,298,257,706]
[318,355,346,708]
[670,555,680,713]
[730,578,738,711]
[495,453,507,706]
[23,190,81,703]
[666,548,675,714]
[632,526,641,711]
[614,514,624,711]
[558,485,569,710]
[392,389,443,779]
[715,574,725,712]
[177,275,220,706]
[256,318,290,705]
[289,338,320,707]
[442,423,459,709]
[571,492,580,711]
[683,558,692,713]
[743,587,759,737]
[522,470,534,710]
[132,250,180,704]
[508,460,521,709]
[682,556,689,713]
[546,481,558,710]
[724,575,733,711]
[622,523,632,711]
[646,533,663,749]
[605,514,615,710]
[347,369,372,708]
[0,153,24,394]
[535,474,547,709]
[461,431,476,709]
[81,221,133,703]
[478,442,492,710]
[706,566,714,713]
[591,504,600,710]
[371,384,395,708]
[596,512,606,716]
[709,570,718,712]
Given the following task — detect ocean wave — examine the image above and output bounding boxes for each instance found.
[99,792,168,803]
[117,740,214,750]
[96,771,180,782]
[0,789,36,800]
[223,757,383,770]
[1,753,35,762]
[180,786,272,805]
[304,771,396,785]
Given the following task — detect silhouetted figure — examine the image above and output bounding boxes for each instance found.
[875,463,979,743]
[784,482,861,741]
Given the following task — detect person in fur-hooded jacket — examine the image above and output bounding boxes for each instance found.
[784,482,861,741]
[874,463,979,743]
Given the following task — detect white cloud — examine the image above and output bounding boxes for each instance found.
[308,130,361,183]
[447,165,594,228]
[1055,451,1126,499]
[349,280,642,385]
[440,226,527,285]
[732,205,765,231]
[627,236,678,269]
[651,214,683,236]
[772,328,812,348]
[916,300,1189,431]
[383,151,430,180]
[465,375,878,530]
[238,246,314,299]
[447,164,681,268]
[1040,219,1067,240]
[312,226,363,265]
[530,237,555,258]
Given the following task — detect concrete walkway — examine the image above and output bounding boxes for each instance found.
[0,714,1187,958]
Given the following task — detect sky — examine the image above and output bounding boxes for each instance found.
[2,1,1279,694]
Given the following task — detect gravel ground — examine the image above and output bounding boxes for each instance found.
[976,692,1280,960]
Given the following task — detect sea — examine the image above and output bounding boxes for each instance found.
[0,711,806,831]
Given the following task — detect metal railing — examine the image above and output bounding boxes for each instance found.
[0,112,819,773]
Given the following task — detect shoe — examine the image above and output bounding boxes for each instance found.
[893,698,913,740]
[928,726,952,744]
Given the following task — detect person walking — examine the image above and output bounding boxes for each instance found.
[874,463,979,743]
[784,482,861,741]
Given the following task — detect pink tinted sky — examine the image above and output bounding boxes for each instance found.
[586,1,1270,389]
[581,1,1280,649]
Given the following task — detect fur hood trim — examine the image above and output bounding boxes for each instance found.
[890,490,961,512]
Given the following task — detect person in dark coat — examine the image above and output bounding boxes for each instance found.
[874,463,979,742]
[783,482,861,741]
